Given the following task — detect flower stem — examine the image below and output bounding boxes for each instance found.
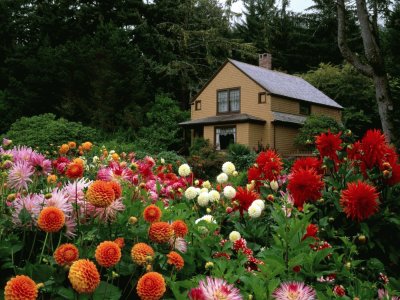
[39,232,49,263]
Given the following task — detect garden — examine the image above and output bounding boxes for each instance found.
[0,127,399,300]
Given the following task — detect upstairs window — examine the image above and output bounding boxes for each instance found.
[299,102,311,115]
[217,88,240,113]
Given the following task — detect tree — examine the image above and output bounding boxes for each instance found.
[336,0,395,142]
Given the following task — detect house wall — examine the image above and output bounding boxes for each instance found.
[191,62,270,121]
[274,125,300,154]
[248,123,268,150]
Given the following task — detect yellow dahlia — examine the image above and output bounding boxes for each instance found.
[68,259,100,294]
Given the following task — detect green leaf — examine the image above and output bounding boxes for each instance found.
[57,287,75,299]
[92,282,121,300]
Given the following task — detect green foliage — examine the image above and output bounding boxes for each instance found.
[187,138,225,179]
[5,113,98,151]
[294,114,344,148]
[302,63,378,138]
[135,95,189,153]
[227,143,256,172]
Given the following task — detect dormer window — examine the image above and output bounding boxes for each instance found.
[217,88,240,114]
[299,102,311,115]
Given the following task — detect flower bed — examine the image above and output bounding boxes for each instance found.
[0,131,399,299]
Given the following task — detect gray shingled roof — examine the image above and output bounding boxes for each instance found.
[229,59,343,109]
[179,113,266,126]
[272,112,307,125]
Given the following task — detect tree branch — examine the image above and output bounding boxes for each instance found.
[336,0,374,77]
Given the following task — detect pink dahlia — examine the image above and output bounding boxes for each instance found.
[195,277,243,300]
[30,152,52,175]
[273,281,316,300]
[11,193,44,227]
[7,161,34,191]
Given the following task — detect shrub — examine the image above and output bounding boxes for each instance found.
[5,113,99,151]
[227,143,256,171]
[294,114,344,150]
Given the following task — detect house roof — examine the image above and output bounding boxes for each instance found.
[179,113,266,126]
[228,59,343,109]
[272,112,307,125]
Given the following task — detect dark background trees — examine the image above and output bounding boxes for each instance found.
[1,0,400,147]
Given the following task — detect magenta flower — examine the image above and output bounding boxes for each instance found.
[30,152,52,175]
[273,281,316,300]
[7,161,34,191]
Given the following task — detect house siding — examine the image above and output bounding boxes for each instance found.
[274,125,299,154]
[248,123,268,150]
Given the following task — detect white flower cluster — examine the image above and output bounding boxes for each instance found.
[184,186,198,200]
[248,199,266,218]
[223,186,236,199]
[222,162,236,175]
[178,163,191,177]
[229,231,241,242]
[216,173,228,183]
[195,214,216,224]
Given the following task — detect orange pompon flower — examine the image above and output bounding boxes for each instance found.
[95,241,121,268]
[148,222,173,244]
[136,272,166,300]
[81,142,93,152]
[143,205,162,223]
[37,206,65,233]
[108,181,122,199]
[54,243,79,266]
[59,144,69,155]
[68,141,77,149]
[171,220,188,237]
[65,162,84,179]
[167,251,184,270]
[68,259,100,294]
[73,157,84,166]
[114,237,125,249]
[4,275,38,300]
[131,243,155,265]
[86,180,115,207]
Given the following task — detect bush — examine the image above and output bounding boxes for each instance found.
[294,114,344,150]
[227,143,256,171]
[5,113,99,151]
[187,138,225,179]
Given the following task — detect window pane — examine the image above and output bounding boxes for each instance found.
[218,91,228,112]
[230,89,240,111]
[216,127,236,150]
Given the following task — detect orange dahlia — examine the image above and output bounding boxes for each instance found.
[171,220,188,237]
[86,180,115,207]
[143,205,162,223]
[68,259,100,294]
[47,174,57,184]
[68,141,77,149]
[131,243,155,265]
[59,144,69,155]
[65,162,84,179]
[114,237,125,249]
[148,222,173,244]
[167,251,184,270]
[37,206,65,233]
[136,272,166,300]
[4,275,38,300]
[108,181,122,199]
[95,241,121,268]
[81,142,93,152]
[54,243,79,266]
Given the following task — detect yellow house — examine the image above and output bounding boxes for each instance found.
[180,54,343,155]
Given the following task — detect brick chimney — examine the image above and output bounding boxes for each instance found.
[259,53,272,69]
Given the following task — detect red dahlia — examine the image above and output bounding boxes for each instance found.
[340,180,379,221]
[291,157,322,174]
[232,187,259,216]
[287,167,324,208]
[255,149,283,181]
[315,130,342,163]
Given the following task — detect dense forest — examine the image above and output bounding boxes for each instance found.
[1,0,400,145]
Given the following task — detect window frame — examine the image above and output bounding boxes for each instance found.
[214,125,237,150]
[216,87,241,115]
[299,102,311,115]
[258,92,267,104]
[195,100,202,111]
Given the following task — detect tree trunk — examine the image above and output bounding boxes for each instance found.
[336,0,396,143]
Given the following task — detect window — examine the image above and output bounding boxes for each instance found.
[217,88,240,113]
[299,102,311,115]
[258,92,267,104]
[195,100,201,111]
[215,126,236,150]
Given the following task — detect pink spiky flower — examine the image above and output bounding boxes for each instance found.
[194,277,243,300]
[7,161,34,191]
[273,281,316,300]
